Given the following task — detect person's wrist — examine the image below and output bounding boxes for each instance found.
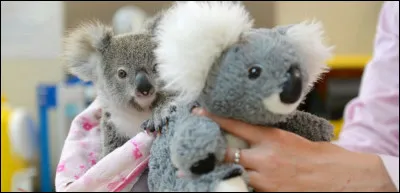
[363,153,398,192]
[317,142,397,192]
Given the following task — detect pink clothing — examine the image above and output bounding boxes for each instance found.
[55,98,155,192]
[335,1,399,190]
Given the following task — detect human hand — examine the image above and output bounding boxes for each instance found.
[192,108,397,192]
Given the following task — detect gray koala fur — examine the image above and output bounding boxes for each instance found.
[63,20,166,158]
[143,1,335,192]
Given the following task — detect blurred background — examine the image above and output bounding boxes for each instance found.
[1,1,383,192]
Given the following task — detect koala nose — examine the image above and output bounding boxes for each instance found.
[190,153,216,175]
[135,72,154,96]
[280,65,302,104]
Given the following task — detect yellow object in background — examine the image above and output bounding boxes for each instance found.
[327,55,371,70]
[331,119,344,140]
[326,55,371,140]
[1,95,36,192]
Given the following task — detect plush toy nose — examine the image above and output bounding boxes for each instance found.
[190,153,216,175]
[280,65,302,104]
[135,72,154,96]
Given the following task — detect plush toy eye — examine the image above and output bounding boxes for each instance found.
[118,69,127,79]
[248,66,262,80]
[279,65,302,104]
[152,63,158,73]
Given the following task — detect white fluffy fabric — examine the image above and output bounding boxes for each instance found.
[286,20,334,88]
[154,1,254,103]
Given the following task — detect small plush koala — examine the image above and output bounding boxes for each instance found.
[146,1,335,192]
[63,20,164,157]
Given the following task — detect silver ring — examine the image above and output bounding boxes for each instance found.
[234,149,241,164]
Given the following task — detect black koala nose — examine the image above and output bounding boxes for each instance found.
[190,153,216,175]
[135,72,154,96]
[280,65,302,104]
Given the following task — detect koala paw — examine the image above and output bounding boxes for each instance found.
[142,104,176,134]
[141,119,156,133]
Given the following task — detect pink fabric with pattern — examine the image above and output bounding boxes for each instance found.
[55,98,155,192]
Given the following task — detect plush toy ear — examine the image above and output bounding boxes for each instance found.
[278,20,334,88]
[154,1,254,103]
[63,21,113,82]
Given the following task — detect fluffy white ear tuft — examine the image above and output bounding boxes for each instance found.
[154,1,254,103]
[63,21,113,82]
[286,20,334,88]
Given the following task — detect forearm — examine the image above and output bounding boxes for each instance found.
[321,142,397,192]
[332,141,399,191]
[337,1,399,156]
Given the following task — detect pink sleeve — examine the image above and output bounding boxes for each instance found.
[55,98,155,192]
[335,1,399,190]
[336,1,399,156]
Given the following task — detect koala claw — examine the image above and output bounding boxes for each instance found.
[142,115,171,135]
[141,119,156,133]
[156,116,170,133]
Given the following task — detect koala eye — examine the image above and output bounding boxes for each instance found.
[117,69,127,79]
[280,65,302,104]
[248,66,262,80]
[152,63,158,73]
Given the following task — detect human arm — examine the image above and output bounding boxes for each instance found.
[55,98,155,192]
[334,1,399,190]
[193,108,398,192]
[336,1,399,157]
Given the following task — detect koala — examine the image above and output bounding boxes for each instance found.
[63,20,164,157]
[145,1,334,192]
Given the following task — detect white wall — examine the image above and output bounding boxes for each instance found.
[1,1,65,184]
[1,1,64,59]
[275,1,383,55]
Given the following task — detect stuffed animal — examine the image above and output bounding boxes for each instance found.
[63,20,166,158]
[145,1,335,192]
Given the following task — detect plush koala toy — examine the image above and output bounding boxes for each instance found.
[145,1,335,192]
[63,20,165,158]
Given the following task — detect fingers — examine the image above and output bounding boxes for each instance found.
[192,108,264,144]
[193,107,293,145]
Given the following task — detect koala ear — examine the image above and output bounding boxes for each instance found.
[63,21,113,82]
[144,12,164,36]
[281,20,334,87]
[155,1,254,103]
